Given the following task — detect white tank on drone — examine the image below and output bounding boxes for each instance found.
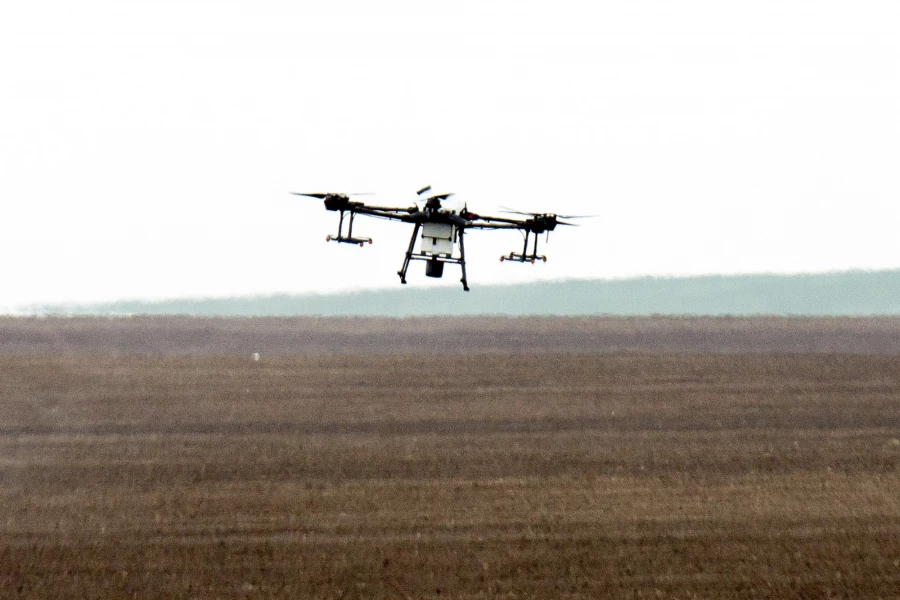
[420,222,455,256]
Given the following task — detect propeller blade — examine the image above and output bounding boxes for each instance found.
[499,206,541,217]
[417,185,432,196]
[429,193,455,202]
[556,220,578,226]
[291,192,330,199]
[290,192,373,198]
[499,206,594,219]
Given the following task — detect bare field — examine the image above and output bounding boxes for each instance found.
[5,315,900,354]
[1,318,900,598]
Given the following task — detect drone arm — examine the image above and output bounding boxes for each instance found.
[350,205,419,222]
[462,220,523,231]
[356,204,417,214]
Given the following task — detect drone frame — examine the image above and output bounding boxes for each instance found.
[292,190,577,291]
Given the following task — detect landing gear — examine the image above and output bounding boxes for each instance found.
[325,209,372,246]
[397,222,421,285]
[397,221,470,291]
[501,230,547,263]
[458,227,470,291]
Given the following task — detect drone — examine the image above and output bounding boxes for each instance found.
[292,186,584,291]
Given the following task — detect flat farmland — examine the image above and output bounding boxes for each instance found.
[1,318,899,598]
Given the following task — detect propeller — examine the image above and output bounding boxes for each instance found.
[413,184,459,214]
[499,206,593,219]
[415,185,458,204]
[291,192,373,199]
[497,209,583,234]
[428,193,455,202]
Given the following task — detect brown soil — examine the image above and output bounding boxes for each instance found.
[4,315,900,354]
[1,318,898,598]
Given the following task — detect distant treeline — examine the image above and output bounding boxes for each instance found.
[25,270,900,316]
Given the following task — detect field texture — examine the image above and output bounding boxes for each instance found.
[1,317,899,598]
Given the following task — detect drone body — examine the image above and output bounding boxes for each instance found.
[292,186,580,291]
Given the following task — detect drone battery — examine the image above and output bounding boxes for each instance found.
[420,222,455,256]
[425,258,444,278]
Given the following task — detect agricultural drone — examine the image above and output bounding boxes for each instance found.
[292,186,585,291]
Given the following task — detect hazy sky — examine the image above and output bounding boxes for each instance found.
[1,1,898,309]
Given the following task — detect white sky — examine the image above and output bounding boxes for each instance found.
[1,0,899,309]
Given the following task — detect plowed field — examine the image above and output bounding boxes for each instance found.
[1,318,898,598]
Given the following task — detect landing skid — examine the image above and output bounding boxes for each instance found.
[327,235,372,247]
[501,252,546,264]
[500,231,547,264]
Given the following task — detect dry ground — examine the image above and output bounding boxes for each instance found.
[5,315,900,354]
[1,318,899,598]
